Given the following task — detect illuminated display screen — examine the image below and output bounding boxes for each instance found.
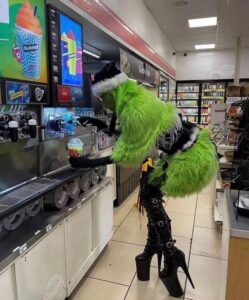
[59,13,83,87]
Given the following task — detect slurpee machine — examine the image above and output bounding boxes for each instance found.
[0,1,103,234]
[0,0,49,232]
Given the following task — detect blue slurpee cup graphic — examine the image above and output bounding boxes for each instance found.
[15,2,43,80]
[16,25,42,79]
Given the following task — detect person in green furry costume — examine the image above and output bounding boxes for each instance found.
[70,62,217,297]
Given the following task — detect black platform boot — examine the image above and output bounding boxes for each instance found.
[155,212,195,297]
[159,244,195,298]
[135,220,162,281]
[140,180,194,298]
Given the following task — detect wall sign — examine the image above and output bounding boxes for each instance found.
[0,0,48,83]
[145,63,160,86]
[120,49,145,82]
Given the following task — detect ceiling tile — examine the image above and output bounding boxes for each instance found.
[144,0,249,51]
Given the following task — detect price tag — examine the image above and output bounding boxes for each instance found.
[46,224,52,233]
[19,243,27,255]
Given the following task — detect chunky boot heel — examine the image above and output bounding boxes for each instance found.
[135,256,152,281]
[160,274,183,298]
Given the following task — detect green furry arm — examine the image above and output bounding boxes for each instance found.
[104,80,180,166]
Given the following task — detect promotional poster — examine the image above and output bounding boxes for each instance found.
[0,0,48,83]
[60,13,83,88]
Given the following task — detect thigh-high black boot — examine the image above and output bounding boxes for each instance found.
[138,179,194,298]
[135,217,162,281]
[135,175,162,281]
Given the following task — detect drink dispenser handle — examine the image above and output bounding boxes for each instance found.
[8,120,18,142]
[28,119,37,139]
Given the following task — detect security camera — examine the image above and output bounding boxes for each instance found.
[183,53,187,57]
[173,52,176,56]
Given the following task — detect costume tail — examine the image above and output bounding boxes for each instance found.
[149,129,218,198]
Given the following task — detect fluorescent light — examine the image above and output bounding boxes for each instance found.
[195,44,215,50]
[83,49,101,59]
[189,17,217,28]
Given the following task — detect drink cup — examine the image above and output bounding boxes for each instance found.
[68,138,83,157]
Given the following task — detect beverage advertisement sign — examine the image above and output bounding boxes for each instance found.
[0,0,48,83]
[60,13,83,87]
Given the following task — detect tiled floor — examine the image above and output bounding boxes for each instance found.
[71,185,229,300]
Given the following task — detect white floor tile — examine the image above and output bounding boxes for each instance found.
[88,240,144,286]
[112,216,148,245]
[114,204,134,226]
[113,225,119,233]
[166,195,197,216]
[194,206,216,229]
[191,227,229,260]
[128,206,148,219]
[197,194,213,209]
[126,267,186,300]
[71,277,128,300]
[199,183,213,195]
[185,255,227,300]
[170,212,195,239]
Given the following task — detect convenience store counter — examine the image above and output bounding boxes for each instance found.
[226,190,249,239]
[225,189,249,300]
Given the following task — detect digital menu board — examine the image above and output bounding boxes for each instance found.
[60,13,83,88]
[48,6,84,105]
[0,0,48,83]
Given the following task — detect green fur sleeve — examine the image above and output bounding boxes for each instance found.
[109,81,180,166]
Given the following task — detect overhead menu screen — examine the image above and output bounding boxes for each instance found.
[48,5,84,105]
[0,0,48,83]
[60,13,83,88]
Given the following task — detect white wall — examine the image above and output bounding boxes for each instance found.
[176,48,249,81]
[102,0,176,68]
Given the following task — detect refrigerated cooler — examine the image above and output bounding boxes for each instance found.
[201,82,226,127]
[176,82,200,124]
[159,74,169,102]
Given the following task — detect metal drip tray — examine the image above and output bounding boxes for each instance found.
[49,168,82,182]
[0,178,60,218]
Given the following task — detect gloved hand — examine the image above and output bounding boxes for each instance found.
[69,156,91,168]
[69,155,113,168]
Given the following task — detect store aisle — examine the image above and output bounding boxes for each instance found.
[71,185,228,300]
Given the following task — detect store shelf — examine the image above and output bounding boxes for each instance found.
[177,98,199,100]
[183,114,198,116]
[203,89,225,92]
[177,91,199,93]
[178,106,199,108]
[202,97,224,100]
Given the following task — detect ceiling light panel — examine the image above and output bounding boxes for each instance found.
[195,44,215,50]
[189,17,217,28]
